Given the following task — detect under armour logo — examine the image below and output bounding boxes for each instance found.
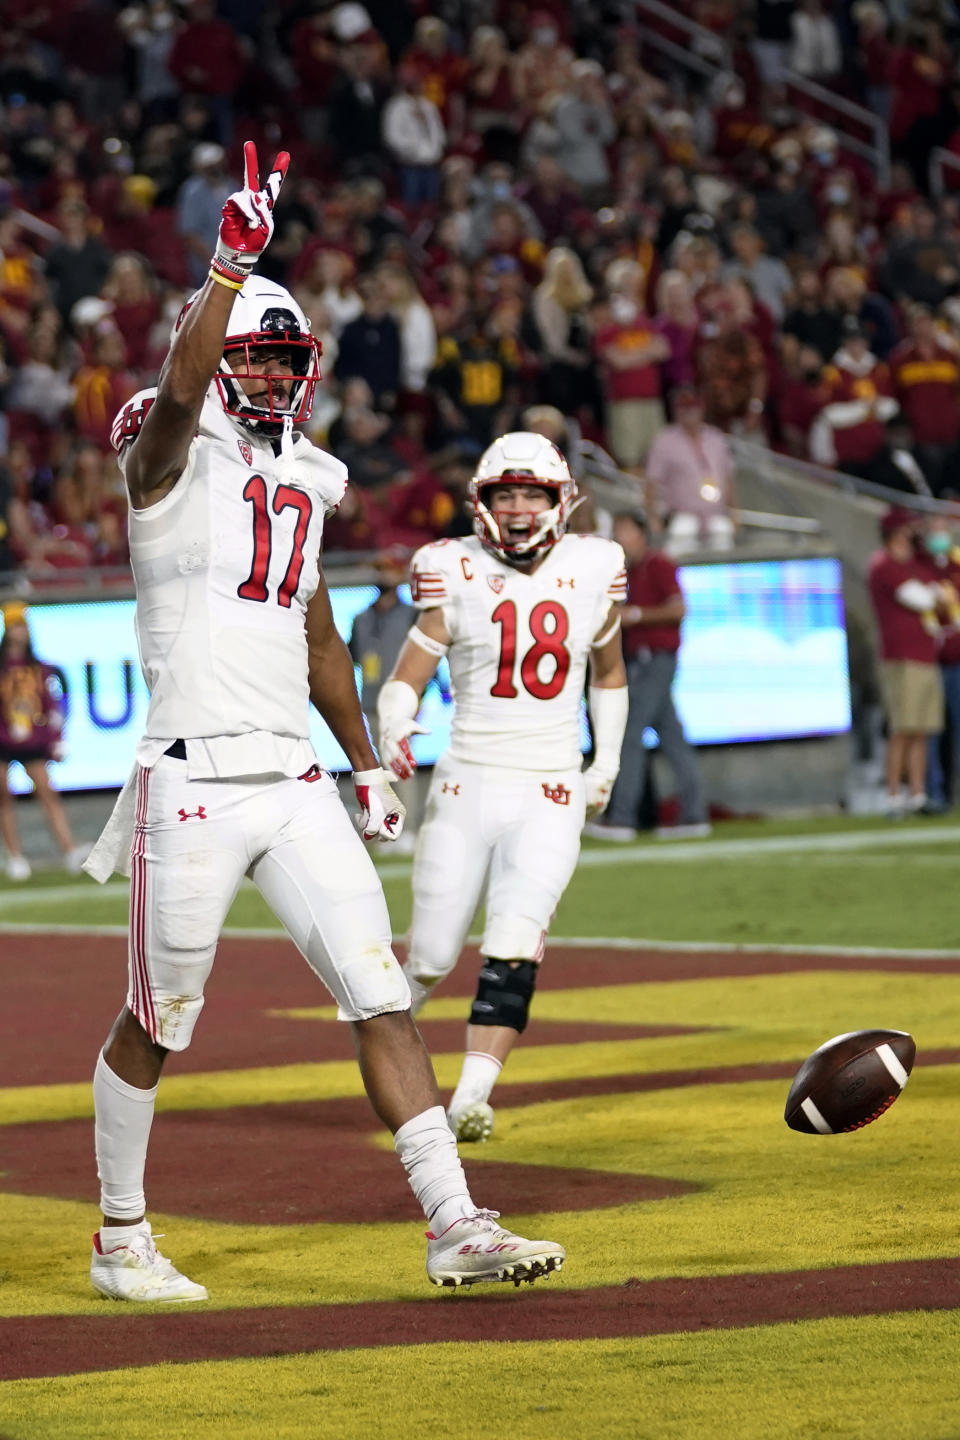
[487,575,505,594]
[556,577,575,589]
[541,783,571,806]
[442,782,460,795]
[177,806,207,822]
[238,439,253,466]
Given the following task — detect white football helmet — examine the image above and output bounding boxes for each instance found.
[175,278,323,435]
[468,431,580,563]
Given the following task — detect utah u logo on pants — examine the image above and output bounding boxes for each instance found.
[541,784,571,806]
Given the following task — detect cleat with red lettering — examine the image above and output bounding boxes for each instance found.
[425,1210,565,1288]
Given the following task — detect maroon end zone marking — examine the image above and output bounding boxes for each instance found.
[6,935,958,1088]
[3,1258,958,1382]
[1,1096,696,1224]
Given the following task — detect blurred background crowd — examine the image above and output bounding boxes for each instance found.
[2,0,960,579]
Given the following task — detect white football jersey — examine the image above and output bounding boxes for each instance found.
[113,389,347,777]
[410,533,626,770]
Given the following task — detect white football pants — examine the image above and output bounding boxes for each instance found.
[406,754,585,984]
[126,754,409,1050]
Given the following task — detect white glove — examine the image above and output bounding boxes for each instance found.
[210,140,289,288]
[377,679,430,781]
[583,765,617,818]
[354,768,406,842]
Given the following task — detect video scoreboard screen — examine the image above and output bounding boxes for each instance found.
[1,556,850,793]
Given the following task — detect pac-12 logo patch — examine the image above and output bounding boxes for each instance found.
[238,439,253,466]
[487,575,504,594]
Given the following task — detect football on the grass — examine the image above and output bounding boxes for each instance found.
[784,1029,916,1134]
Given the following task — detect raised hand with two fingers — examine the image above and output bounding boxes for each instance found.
[210,140,290,291]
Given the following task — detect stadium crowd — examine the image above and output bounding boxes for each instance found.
[2,0,960,581]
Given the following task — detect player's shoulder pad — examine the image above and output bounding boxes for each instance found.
[410,536,469,606]
[293,436,349,512]
[561,532,627,582]
[111,387,159,457]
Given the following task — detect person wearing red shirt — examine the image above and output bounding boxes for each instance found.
[811,318,898,478]
[166,0,247,146]
[918,516,960,809]
[868,506,946,815]
[594,258,670,470]
[585,510,709,842]
[889,305,960,496]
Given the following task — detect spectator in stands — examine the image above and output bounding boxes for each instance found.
[513,10,574,116]
[868,507,946,817]
[552,60,616,207]
[889,303,960,497]
[654,270,699,397]
[5,324,74,448]
[777,343,832,461]
[810,317,898,480]
[866,415,933,498]
[920,515,960,810]
[530,247,595,417]
[585,509,709,843]
[100,253,161,374]
[0,600,85,880]
[71,324,137,451]
[387,438,478,545]
[382,62,446,210]
[166,0,246,147]
[430,310,519,446]
[752,0,795,88]
[334,272,402,411]
[44,199,113,323]
[328,33,391,178]
[722,223,793,324]
[695,287,768,438]
[466,25,518,165]
[782,267,841,364]
[879,200,960,310]
[645,386,737,555]
[515,155,580,247]
[337,405,404,499]
[378,263,436,394]
[176,143,232,289]
[401,16,466,141]
[789,0,842,81]
[594,258,669,471]
[823,265,899,362]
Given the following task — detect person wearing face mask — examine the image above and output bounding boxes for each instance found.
[920,516,960,809]
[593,257,670,472]
[868,507,947,817]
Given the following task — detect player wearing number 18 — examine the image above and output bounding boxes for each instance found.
[378,432,629,1144]
[84,146,565,1301]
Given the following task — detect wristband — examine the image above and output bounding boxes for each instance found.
[209,268,244,292]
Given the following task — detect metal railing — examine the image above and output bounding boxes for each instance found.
[929,147,960,201]
[632,0,731,68]
[781,70,890,183]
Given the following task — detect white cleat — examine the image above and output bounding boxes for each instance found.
[448,1100,495,1143]
[5,855,31,881]
[426,1210,565,1289]
[90,1221,208,1303]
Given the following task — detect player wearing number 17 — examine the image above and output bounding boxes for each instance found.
[378,432,629,1143]
[83,145,565,1301]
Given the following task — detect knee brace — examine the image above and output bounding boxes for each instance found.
[468,958,538,1033]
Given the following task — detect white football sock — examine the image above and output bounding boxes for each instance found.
[394,1105,475,1234]
[449,1051,502,1114]
[94,1050,158,1221]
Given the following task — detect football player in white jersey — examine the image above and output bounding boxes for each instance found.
[84,144,564,1303]
[378,431,629,1143]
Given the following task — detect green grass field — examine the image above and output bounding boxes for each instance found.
[2,813,958,949]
